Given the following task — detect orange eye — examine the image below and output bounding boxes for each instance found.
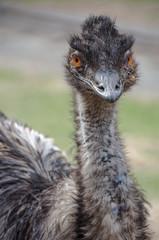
[72,55,82,67]
[127,54,133,67]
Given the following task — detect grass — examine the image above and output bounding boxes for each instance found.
[135,170,159,200]
[0,69,73,153]
[0,68,158,200]
[119,97,159,140]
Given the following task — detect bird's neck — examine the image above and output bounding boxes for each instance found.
[73,90,131,239]
[74,90,127,185]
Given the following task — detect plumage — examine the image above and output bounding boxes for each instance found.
[0,15,151,240]
[0,115,77,240]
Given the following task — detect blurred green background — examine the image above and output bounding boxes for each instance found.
[0,0,159,238]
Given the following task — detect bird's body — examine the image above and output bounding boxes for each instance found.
[0,16,151,240]
[0,113,77,240]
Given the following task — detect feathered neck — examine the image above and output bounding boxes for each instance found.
[73,90,149,240]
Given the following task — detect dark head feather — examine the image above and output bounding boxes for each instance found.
[69,16,134,66]
[66,15,137,101]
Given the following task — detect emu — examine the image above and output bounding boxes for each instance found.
[0,16,151,240]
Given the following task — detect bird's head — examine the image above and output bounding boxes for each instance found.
[65,15,138,103]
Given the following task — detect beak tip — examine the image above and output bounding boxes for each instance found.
[94,86,123,102]
[94,70,123,102]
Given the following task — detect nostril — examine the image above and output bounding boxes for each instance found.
[97,84,105,92]
[115,83,120,90]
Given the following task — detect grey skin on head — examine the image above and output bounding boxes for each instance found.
[0,15,151,240]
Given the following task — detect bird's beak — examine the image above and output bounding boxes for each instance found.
[93,70,123,102]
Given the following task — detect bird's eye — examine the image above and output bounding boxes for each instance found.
[127,54,133,67]
[72,55,82,67]
[124,51,134,68]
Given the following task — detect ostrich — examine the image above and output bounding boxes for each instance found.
[0,16,151,240]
